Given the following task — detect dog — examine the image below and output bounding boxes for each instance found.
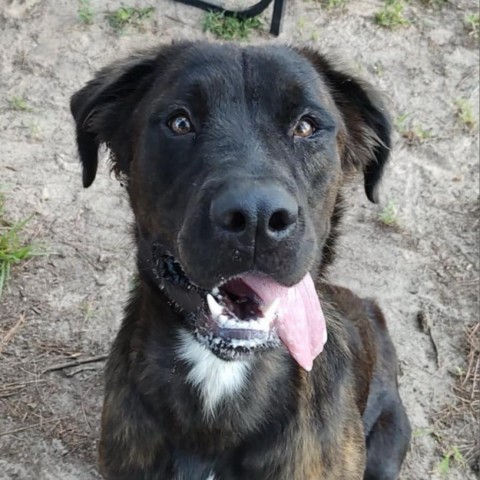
[70,42,411,480]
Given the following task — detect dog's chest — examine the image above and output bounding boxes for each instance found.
[177,330,251,417]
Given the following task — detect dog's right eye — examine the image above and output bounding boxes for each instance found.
[293,117,317,139]
[168,113,194,135]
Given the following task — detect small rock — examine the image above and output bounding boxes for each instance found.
[417,310,432,333]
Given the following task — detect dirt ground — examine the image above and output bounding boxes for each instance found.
[0,0,478,478]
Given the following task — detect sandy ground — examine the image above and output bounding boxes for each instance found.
[0,0,478,479]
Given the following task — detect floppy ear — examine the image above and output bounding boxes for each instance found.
[70,48,169,187]
[297,48,392,203]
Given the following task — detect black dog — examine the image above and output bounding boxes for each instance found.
[71,42,411,480]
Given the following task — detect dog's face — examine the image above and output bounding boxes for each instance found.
[71,43,390,361]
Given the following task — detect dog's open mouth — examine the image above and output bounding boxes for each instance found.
[155,253,327,370]
[201,279,280,349]
[155,253,280,359]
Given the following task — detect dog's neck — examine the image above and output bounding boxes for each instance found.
[125,279,298,447]
[176,328,252,417]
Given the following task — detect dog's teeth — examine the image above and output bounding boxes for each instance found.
[262,298,280,322]
[230,338,261,349]
[225,318,238,328]
[256,318,270,330]
[207,294,223,318]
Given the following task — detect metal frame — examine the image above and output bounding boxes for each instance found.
[174,0,286,36]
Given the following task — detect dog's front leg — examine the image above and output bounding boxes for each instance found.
[98,389,170,480]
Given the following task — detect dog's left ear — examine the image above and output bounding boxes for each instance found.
[297,48,392,203]
[70,50,162,188]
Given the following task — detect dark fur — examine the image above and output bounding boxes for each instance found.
[70,42,410,479]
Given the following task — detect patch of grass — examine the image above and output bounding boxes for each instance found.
[372,62,385,76]
[418,0,447,7]
[465,13,479,39]
[0,194,42,298]
[438,446,464,476]
[410,124,432,142]
[375,0,409,28]
[412,427,434,437]
[80,299,96,328]
[26,121,42,141]
[452,365,465,378]
[310,30,320,42]
[395,112,411,131]
[296,16,307,33]
[395,113,433,145]
[106,5,155,31]
[8,96,31,112]
[322,0,346,10]
[455,98,477,132]
[203,11,263,40]
[378,201,399,227]
[78,0,94,25]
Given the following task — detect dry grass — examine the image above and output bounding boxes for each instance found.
[454,323,480,466]
[0,314,26,355]
[436,322,480,471]
[0,340,104,461]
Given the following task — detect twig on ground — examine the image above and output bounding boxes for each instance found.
[164,15,189,26]
[64,364,99,377]
[417,309,440,368]
[0,314,26,354]
[428,329,440,369]
[0,416,69,437]
[0,379,46,398]
[81,402,92,433]
[41,354,107,374]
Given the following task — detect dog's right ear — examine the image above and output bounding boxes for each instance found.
[296,48,392,203]
[70,49,165,188]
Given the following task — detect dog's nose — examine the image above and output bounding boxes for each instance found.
[210,184,298,247]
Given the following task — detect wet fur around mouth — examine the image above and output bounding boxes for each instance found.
[151,250,281,361]
[70,42,411,480]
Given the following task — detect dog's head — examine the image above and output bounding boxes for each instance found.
[71,43,391,363]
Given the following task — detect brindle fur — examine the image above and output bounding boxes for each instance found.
[70,42,411,480]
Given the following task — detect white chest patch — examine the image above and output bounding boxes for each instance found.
[177,330,251,418]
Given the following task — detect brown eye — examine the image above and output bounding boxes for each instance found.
[293,117,316,138]
[168,114,193,135]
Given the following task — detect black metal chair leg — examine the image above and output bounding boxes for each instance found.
[173,0,286,36]
[174,0,274,20]
[270,0,286,36]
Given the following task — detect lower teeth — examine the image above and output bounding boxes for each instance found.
[205,335,264,350]
[229,338,262,349]
[216,315,268,331]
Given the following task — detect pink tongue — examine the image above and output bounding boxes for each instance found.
[241,273,327,371]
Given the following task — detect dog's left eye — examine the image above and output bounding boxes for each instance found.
[293,117,317,138]
[168,113,193,135]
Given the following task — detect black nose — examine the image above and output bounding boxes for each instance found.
[210,184,298,247]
